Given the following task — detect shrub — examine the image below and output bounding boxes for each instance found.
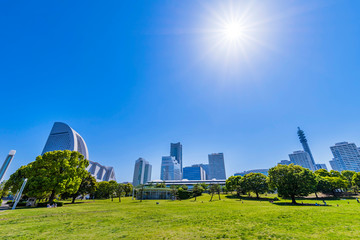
[177,188,191,199]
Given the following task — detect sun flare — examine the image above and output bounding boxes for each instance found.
[223,22,245,41]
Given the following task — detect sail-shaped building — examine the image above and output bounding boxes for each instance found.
[42,122,116,181]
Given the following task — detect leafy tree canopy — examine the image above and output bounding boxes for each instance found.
[268,164,316,204]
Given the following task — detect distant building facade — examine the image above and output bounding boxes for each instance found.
[208,153,226,180]
[183,165,206,180]
[234,169,269,176]
[42,122,89,160]
[315,163,328,170]
[42,122,116,181]
[329,142,360,172]
[289,150,316,171]
[87,161,116,182]
[160,156,181,180]
[278,160,291,165]
[132,158,152,186]
[170,142,183,175]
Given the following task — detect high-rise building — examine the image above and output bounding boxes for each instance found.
[42,122,116,181]
[329,142,360,172]
[183,165,206,180]
[161,156,181,181]
[278,160,291,165]
[234,169,269,176]
[199,164,210,180]
[289,150,316,171]
[42,122,89,160]
[170,142,182,174]
[315,163,328,171]
[208,153,226,180]
[132,158,152,186]
[297,127,316,167]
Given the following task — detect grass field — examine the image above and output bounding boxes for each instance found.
[1,194,360,239]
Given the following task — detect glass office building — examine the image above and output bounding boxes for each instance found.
[289,150,316,171]
[160,156,181,180]
[132,158,152,186]
[329,142,360,172]
[183,165,206,180]
[208,153,226,180]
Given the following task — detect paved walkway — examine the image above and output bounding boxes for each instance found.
[0,200,9,211]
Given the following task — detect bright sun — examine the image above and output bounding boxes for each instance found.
[223,22,245,41]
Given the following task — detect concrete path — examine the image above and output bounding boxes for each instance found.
[0,200,10,211]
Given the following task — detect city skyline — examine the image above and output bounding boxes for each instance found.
[1,1,360,182]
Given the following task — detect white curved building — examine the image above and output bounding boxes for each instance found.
[42,122,89,160]
[42,122,116,181]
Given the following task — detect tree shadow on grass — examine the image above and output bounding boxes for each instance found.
[64,201,88,205]
[225,195,279,202]
[272,202,332,207]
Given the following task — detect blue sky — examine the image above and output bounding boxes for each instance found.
[1,0,360,182]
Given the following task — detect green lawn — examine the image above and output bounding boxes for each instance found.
[1,194,359,239]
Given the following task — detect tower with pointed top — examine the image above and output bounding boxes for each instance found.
[297,127,316,167]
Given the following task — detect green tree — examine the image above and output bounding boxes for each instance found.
[61,172,97,203]
[268,164,316,204]
[116,183,124,202]
[4,165,31,197]
[94,181,110,199]
[225,176,242,197]
[315,175,332,198]
[6,150,89,204]
[352,173,360,193]
[330,170,342,178]
[71,172,97,203]
[241,173,268,199]
[155,182,166,188]
[170,185,178,200]
[108,180,118,201]
[200,183,209,192]
[314,169,330,177]
[123,183,133,197]
[341,170,356,190]
[324,176,348,196]
[209,184,221,201]
[192,184,204,201]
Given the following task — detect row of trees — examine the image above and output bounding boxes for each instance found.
[225,164,360,204]
[2,150,134,204]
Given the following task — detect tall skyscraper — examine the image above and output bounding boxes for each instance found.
[297,127,316,167]
[132,158,152,186]
[315,163,328,171]
[289,150,316,171]
[170,142,183,175]
[42,122,116,181]
[208,153,226,180]
[42,122,89,160]
[183,165,206,180]
[160,156,181,181]
[329,142,360,172]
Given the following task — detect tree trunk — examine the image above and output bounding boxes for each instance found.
[72,195,76,204]
[315,192,318,199]
[256,192,259,199]
[119,196,121,202]
[195,195,197,201]
[210,193,213,202]
[291,195,297,204]
[218,192,221,200]
[49,190,56,204]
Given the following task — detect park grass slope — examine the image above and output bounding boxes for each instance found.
[0,195,359,239]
